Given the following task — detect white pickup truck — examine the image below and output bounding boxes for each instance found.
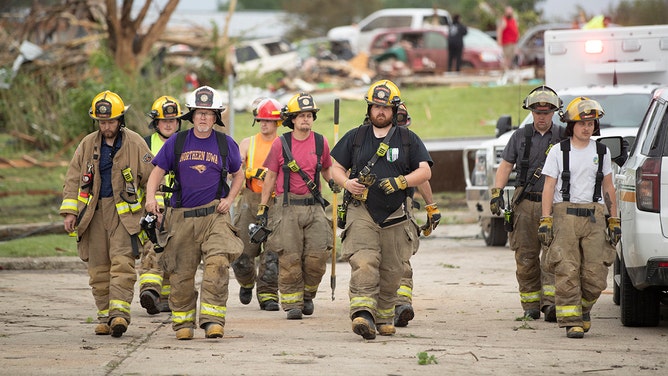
[462,25,668,246]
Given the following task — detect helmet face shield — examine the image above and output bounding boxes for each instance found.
[523,86,561,113]
[397,103,411,126]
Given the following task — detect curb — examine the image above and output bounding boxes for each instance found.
[0,256,86,271]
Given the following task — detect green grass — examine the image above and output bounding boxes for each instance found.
[0,234,77,257]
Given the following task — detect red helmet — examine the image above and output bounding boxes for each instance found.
[255,98,283,121]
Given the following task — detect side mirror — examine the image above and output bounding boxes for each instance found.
[596,136,626,167]
[496,115,512,138]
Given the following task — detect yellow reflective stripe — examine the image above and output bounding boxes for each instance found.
[137,230,149,245]
[581,297,597,308]
[258,293,279,303]
[156,194,165,209]
[350,296,377,310]
[556,305,581,318]
[377,307,394,320]
[240,282,254,289]
[98,309,109,318]
[109,299,131,314]
[139,273,163,287]
[172,309,196,324]
[396,285,412,299]
[60,199,78,212]
[542,284,555,297]
[520,291,541,303]
[304,283,319,293]
[281,291,304,305]
[116,201,131,214]
[160,285,171,298]
[200,302,227,318]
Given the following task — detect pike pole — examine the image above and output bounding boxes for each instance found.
[331,98,340,301]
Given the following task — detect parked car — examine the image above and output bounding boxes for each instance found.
[368,27,503,74]
[515,23,572,67]
[231,37,299,77]
[326,8,452,55]
[614,86,668,327]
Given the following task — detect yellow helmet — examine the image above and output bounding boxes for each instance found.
[281,93,319,128]
[150,96,183,120]
[365,79,401,107]
[522,85,562,113]
[89,90,128,120]
[561,97,604,122]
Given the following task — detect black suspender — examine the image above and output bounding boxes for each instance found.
[559,140,606,202]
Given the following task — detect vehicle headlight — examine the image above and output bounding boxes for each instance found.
[479,51,500,63]
[472,149,487,186]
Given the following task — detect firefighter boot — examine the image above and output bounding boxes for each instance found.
[95,323,110,335]
[260,300,279,311]
[352,311,376,340]
[394,304,414,327]
[582,312,591,332]
[109,317,128,338]
[542,305,557,322]
[140,290,160,315]
[176,327,194,340]
[204,323,224,339]
[287,308,303,320]
[524,309,540,320]
[302,299,314,315]
[377,323,396,336]
[239,286,253,305]
[157,300,171,313]
[566,326,585,339]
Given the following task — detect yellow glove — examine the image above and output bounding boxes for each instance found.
[537,216,553,247]
[489,187,504,216]
[422,203,441,236]
[378,175,408,195]
[246,168,267,180]
[607,216,621,246]
[256,204,269,227]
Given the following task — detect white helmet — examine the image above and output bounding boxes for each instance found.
[182,85,225,126]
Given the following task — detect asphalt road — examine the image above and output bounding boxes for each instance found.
[1,224,667,375]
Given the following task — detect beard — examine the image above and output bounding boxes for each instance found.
[371,114,392,128]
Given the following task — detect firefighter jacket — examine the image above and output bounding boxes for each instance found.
[60,128,154,238]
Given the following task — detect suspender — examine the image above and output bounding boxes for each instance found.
[559,140,606,202]
[279,132,328,208]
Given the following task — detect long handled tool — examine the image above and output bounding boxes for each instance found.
[331,98,340,301]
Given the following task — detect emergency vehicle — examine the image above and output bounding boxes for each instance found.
[462,25,668,247]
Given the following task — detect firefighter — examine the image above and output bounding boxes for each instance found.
[144,85,244,340]
[490,86,564,322]
[540,97,619,338]
[330,80,432,339]
[231,98,281,311]
[137,95,183,314]
[61,90,154,337]
[257,92,338,320]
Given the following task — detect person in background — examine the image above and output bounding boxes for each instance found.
[231,97,282,311]
[60,90,154,337]
[447,14,468,72]
[137,95,183,315]
[144,85,244,340]
[583,15,611,29]
[539,97,619,339]
[497,6,519,70]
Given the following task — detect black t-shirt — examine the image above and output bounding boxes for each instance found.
[331,125,432,224]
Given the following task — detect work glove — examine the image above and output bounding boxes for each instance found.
[245,168,267,181]
[256,204,269,227]
[489,187,504,216]
[607,216,621,246]
[537,216,553,247]
[422,203,441,236]
[378,175,408,195]
[328,179,342,194]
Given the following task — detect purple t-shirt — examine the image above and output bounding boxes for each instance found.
[152,129,241,208]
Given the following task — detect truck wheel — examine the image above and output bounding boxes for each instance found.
[481,217,508,246]
[620,256,660,327]
[612,253,620,305]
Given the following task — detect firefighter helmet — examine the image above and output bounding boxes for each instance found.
[281,93,319,128]
[562,97,605,136]
[522,85,562,113]
[89,90,128,121]
[397,103,411,127]
[150,96,183,120]
[181,85,225,126]
[365,79,402,107]
[255,98,283,121]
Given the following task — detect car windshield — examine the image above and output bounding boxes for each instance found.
[463,28,498,49]
[520,93,652,128]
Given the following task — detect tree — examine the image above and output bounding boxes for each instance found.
[104,0,179,75]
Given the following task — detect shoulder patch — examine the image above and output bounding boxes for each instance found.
[142,152,153,163]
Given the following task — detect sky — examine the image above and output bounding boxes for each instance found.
[537,0,622,22]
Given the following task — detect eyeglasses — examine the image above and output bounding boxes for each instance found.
[194,111,215,118]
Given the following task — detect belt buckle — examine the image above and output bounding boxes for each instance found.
[196,207,206,217]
